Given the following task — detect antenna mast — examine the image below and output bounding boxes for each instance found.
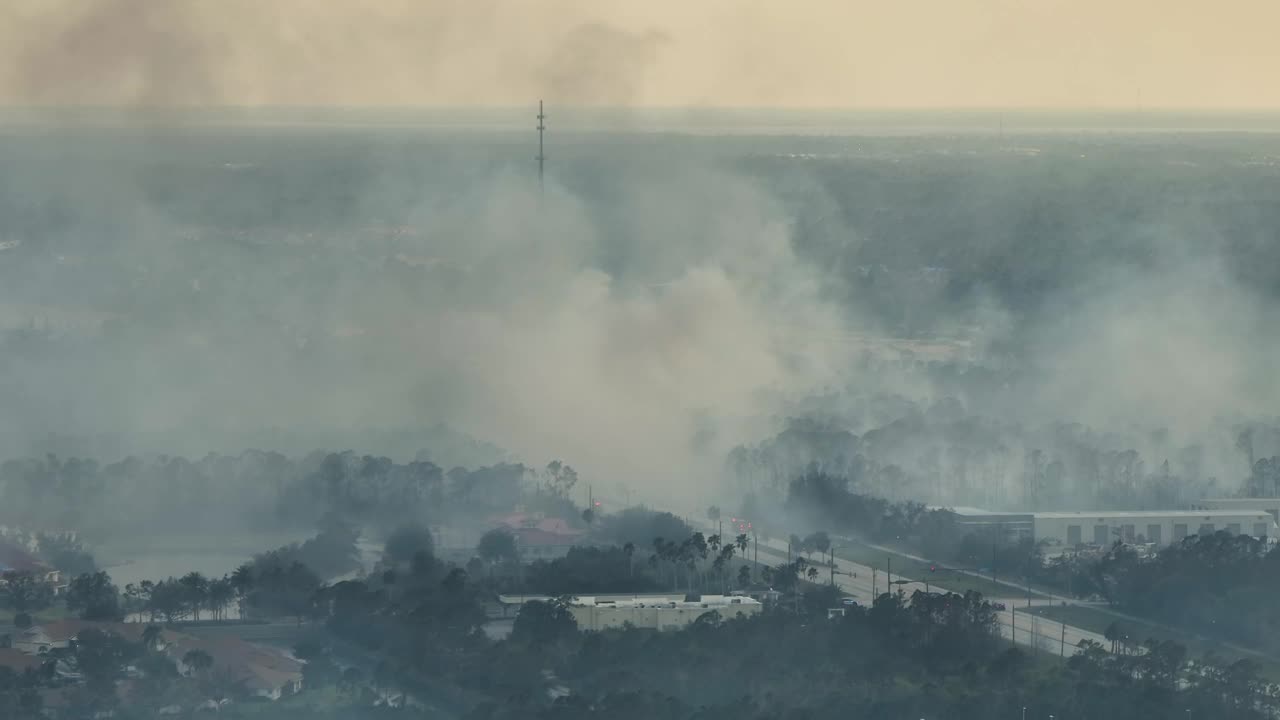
[537,100,547,192]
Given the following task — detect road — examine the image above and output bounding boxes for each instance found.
[686,516,1109,657]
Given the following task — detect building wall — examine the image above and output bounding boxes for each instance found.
[1033,512,1274,548]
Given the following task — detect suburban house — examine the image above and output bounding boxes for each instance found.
[487,512,585,558]
[13,619,93,655]
[0,647,47,673]
[14,620,303,702]
[168,635,303,700]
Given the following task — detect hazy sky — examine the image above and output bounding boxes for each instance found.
[2,0,1278,109]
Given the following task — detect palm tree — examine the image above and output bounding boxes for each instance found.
[1104,621,1121,654]
[622,542,635,578]
[230,564,254,616]
[140,624,162,652]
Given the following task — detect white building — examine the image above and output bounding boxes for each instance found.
[1033,510,1276,548]
[499,593,763,632]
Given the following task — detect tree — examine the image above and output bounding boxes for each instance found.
[64,572,121,621]
[244,559,322,625]
[207,577,235,621]
[737,564,752,588]
[477,529,519,564]
[0,572,53,617]
[182,649,214,676]
[384,524,435,566]
[707,506,721,522]
[804,531,831,556]
[140,625,162,652]
[147,580,189,623]
[178,572,209,621]
[623,542,635,578]
[511,599,578,646]
[74,628,136,703]
[544,461,579,498]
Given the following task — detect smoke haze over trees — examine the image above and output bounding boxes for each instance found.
[3,127,1280,515]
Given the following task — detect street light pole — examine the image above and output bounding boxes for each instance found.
[1010,604,1016,646]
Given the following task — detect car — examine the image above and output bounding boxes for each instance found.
[840,597,859,607]
[992,602,1007,611]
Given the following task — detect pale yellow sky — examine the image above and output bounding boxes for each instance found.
[2,0,1278,108]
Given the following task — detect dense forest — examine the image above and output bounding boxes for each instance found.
[0,451,578,538]
[730,411,1280,513]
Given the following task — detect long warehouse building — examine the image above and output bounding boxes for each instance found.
[935,506,1277,548]
[1032,510,1276,548]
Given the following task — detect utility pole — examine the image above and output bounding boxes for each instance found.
[536,100,547,193]
[1010,604,1016,647]
[1060,621,1066,657]
[872,567,878,597]
[830,548,835,587]
[887,557,892,589]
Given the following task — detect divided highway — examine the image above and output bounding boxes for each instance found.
[683,516,1110,657]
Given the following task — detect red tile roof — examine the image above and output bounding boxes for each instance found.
[0,648,44,672]
[167,635,302,692]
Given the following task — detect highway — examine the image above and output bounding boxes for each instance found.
[686,516,1110,657]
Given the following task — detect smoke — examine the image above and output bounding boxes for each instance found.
[0,132,861,505]
[4,0,1280,108]
[1,0,674,108]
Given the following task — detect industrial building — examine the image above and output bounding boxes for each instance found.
[498,593,762,632]
[933,506,1277,549]
[928,506,1034,541]
[1033,510,1275,548]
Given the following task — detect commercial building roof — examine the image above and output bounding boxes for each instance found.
[1033,510,1274,520]
[929,506,1033,518]
[498,593,761,608]
[1194,498,1280,506]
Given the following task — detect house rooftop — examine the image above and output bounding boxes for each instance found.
[0,648,45,672]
